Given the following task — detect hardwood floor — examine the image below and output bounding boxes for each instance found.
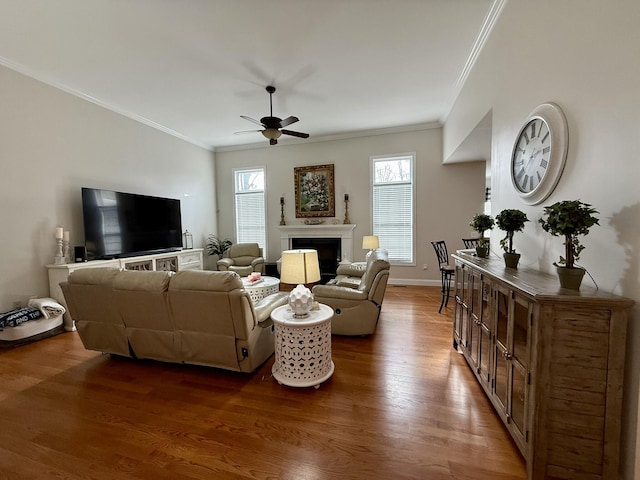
[0,286,526,480]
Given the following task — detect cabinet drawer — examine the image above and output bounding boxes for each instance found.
[179,251,202,269]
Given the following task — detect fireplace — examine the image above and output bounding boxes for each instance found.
[277,224,357,263]
[277,224,357,284]
[292,237,341,283]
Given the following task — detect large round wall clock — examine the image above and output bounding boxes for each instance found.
[510,102,568,205]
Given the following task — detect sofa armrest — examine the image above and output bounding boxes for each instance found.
[312,284,368,301]
[250,256,265,268]
[217,258,234,269]
[253,292,289,325]
[335,276,362,289]
[336,262,366,277]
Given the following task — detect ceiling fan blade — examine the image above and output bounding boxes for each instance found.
[280,116,299,127]
[234,129,262,135]
[281,129,309,139]
[240,115,265,127]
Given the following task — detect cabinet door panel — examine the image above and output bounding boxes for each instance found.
[495,287,509,348]
[510,360,528,442]
[513,296,530,367]
[481,281,492,329]
[479,323,491,385]
[453,300,463,349]
[494,343,508,412]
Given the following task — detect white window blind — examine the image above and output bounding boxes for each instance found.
[372,154,414,264]
[234,168,266,255]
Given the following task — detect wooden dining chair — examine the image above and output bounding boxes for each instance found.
[462,238,480,249]
[431,241,455,314]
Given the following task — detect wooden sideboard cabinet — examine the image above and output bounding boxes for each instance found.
[47,249,203,331]
[452,252,634,480]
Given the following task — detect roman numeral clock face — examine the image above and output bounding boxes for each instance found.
[512,118,550,193]
[510,103,568,205]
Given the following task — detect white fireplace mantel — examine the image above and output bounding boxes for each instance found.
[277,224,357,263]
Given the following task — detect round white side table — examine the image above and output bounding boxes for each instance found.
[270,303,334,388]
[241,276,280,303]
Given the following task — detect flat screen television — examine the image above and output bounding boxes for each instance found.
[81,187,182,260]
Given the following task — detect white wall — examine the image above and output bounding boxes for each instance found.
[445,1,640,477]
[0,65,218,310]
[215,128,486,284]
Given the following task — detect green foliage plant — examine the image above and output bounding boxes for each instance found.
[206,234,232,257]
[470,213,495,248]
[539,200,599,269]
[495,209,529,253]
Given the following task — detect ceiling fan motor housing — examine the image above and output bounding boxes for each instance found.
[261,116,282,129]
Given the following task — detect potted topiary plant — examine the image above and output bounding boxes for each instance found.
[539,200,599,289]
[205,234,232,268]
[495,209,529,269]
[469,213,495,258]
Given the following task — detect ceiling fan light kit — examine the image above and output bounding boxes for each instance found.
[262,128,282,140]
[237,86,309,145]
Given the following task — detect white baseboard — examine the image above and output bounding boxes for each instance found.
[387,278,441,287]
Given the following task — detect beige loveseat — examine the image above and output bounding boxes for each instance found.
[60,268,288,372]
[312,249,390,336]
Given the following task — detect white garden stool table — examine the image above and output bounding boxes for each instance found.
[241,276,280,303]
[270,303,334,388]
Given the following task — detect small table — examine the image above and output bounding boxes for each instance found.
[241,276,280,303]
[270,303,334,388]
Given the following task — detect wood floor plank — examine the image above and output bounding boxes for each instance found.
[0,285,526,479]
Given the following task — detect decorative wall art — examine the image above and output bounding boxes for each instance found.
[294,164,335,218]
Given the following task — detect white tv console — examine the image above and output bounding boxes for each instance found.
[46,248,203,331]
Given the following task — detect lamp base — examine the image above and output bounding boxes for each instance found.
[289,284,314,318]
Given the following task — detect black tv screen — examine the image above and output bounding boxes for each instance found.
[81,187,182,260]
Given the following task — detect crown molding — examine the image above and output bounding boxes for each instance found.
[0,56,212,150]
[444,0,506,121]
[213,122,441,153]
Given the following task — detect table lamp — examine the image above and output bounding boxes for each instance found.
[280,249,321,317]
[362,235,379,259]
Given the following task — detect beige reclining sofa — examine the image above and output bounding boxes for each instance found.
[312,249,390,336]
[60,268,288,372]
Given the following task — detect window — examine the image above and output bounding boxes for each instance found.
[371,154,415,264]
[234,167,266,256]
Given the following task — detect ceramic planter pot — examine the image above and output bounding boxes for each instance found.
[475,246,488,258]
[556,266,586,290]
[503,252,521,269]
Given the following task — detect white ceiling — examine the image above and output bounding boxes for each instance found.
[0,0,495,151]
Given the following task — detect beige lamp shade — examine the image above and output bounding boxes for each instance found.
[362,235,379,250]
[280,249,321,284]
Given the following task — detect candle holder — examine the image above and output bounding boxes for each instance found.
[279,198,286,225]
[54,238,66,265]
[63,240,71,263]
[343,198,350,224]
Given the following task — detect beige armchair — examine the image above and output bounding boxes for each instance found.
[312,249,390,336]
[217,243,264,276]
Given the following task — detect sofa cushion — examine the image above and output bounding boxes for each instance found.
[169,270,242,291]
[68,267,120,286]
[113,269,171,292]
[64,268,130,356]
[114,270,177,362]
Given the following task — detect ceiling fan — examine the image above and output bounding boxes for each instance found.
[236,85,309,145]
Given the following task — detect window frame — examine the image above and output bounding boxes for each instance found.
[370,152,416,266]
[233,166,267,258]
